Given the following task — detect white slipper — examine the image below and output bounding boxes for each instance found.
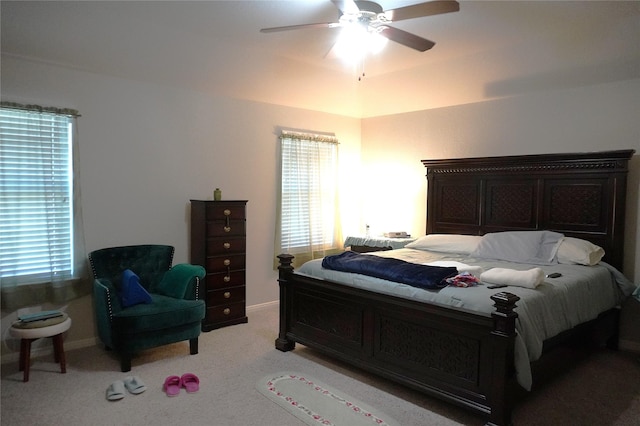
[106,380,126,401]
[123,375,147,394]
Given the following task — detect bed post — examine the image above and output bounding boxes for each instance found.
[275,254,296,352]
[487,292,520,426]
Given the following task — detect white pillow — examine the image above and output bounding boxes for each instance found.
[470,231,563,265]
[557,237,604,266]
[405,234,482,254]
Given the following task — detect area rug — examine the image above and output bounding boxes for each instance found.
[256,372,400,426]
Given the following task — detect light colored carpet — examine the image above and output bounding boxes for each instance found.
[2,302,640,426]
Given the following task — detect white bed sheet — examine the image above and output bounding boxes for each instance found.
[296,248,633,390]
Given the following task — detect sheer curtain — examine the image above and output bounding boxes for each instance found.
[275,131,343,269]
[0,102,90,309]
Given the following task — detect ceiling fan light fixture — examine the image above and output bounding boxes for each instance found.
[334,24,388,63]
[260,0,460,58]
[368,29,388,54]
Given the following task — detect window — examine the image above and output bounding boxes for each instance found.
[275,131,342,268]
[0,103,88,309]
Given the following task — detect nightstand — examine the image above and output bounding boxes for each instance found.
[344,236,416,253]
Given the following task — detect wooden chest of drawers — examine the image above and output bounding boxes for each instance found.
[190,200,248,331]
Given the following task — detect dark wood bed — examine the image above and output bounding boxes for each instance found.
[275,150,634,426]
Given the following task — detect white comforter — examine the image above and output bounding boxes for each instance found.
[296,248,634,390]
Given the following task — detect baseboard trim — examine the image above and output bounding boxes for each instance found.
[619,339,640,354]
[247,300,278,312]
[1,336,98,365]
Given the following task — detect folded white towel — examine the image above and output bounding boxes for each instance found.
[480,267,544,289]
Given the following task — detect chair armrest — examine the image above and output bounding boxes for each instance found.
[93,278,121,349]
[182,275,202,301]
[93,278,122,315]
[151,264,206,300]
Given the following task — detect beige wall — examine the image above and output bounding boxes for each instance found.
[0,55,362,357]
[1,54,639,359]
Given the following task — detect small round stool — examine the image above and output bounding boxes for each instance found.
[10,313,72,382]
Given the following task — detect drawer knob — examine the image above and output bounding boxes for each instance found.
[223,259,231,266]
[224,275,231,282]
[224,226,231,233]
[224,291,231,299]
[223,308,231,315]
[223,242,231,249]
[223,209,231,216]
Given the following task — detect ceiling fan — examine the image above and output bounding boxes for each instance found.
[260,0,460,53]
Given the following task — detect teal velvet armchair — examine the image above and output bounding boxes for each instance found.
[88,245,206,371]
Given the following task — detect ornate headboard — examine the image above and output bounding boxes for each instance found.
[422,150,634,270]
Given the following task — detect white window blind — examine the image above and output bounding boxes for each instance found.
[0,107,74,284]
[279,132,340,255]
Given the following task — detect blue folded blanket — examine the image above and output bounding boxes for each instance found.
[321,251,458,290]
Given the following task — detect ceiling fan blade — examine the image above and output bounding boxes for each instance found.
[331,0,360,15]
[384,0,459,22]
[379,26,435,52]
[260,22,340,33]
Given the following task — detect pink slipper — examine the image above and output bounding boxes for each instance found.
[181,373,199,393]
[163,375,181,397]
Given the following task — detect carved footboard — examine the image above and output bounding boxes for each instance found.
[276,254,520,426]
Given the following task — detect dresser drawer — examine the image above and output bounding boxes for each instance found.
[206,237,246,254]
[205,302,246,323]
[205,204,246,221]
[206,220,245,237]
[205,254,245,272]
[206,286,245,306]
[205,270,246,289]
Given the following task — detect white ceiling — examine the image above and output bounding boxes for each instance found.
[2,1,639,118]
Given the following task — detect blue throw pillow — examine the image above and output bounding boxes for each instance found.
[120,269,153,308]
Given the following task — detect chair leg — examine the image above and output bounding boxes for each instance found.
[120,356,132,372]
[52,334,67,374]
[189,338,198,355]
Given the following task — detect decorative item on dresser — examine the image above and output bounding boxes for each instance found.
[190,200,248,331]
